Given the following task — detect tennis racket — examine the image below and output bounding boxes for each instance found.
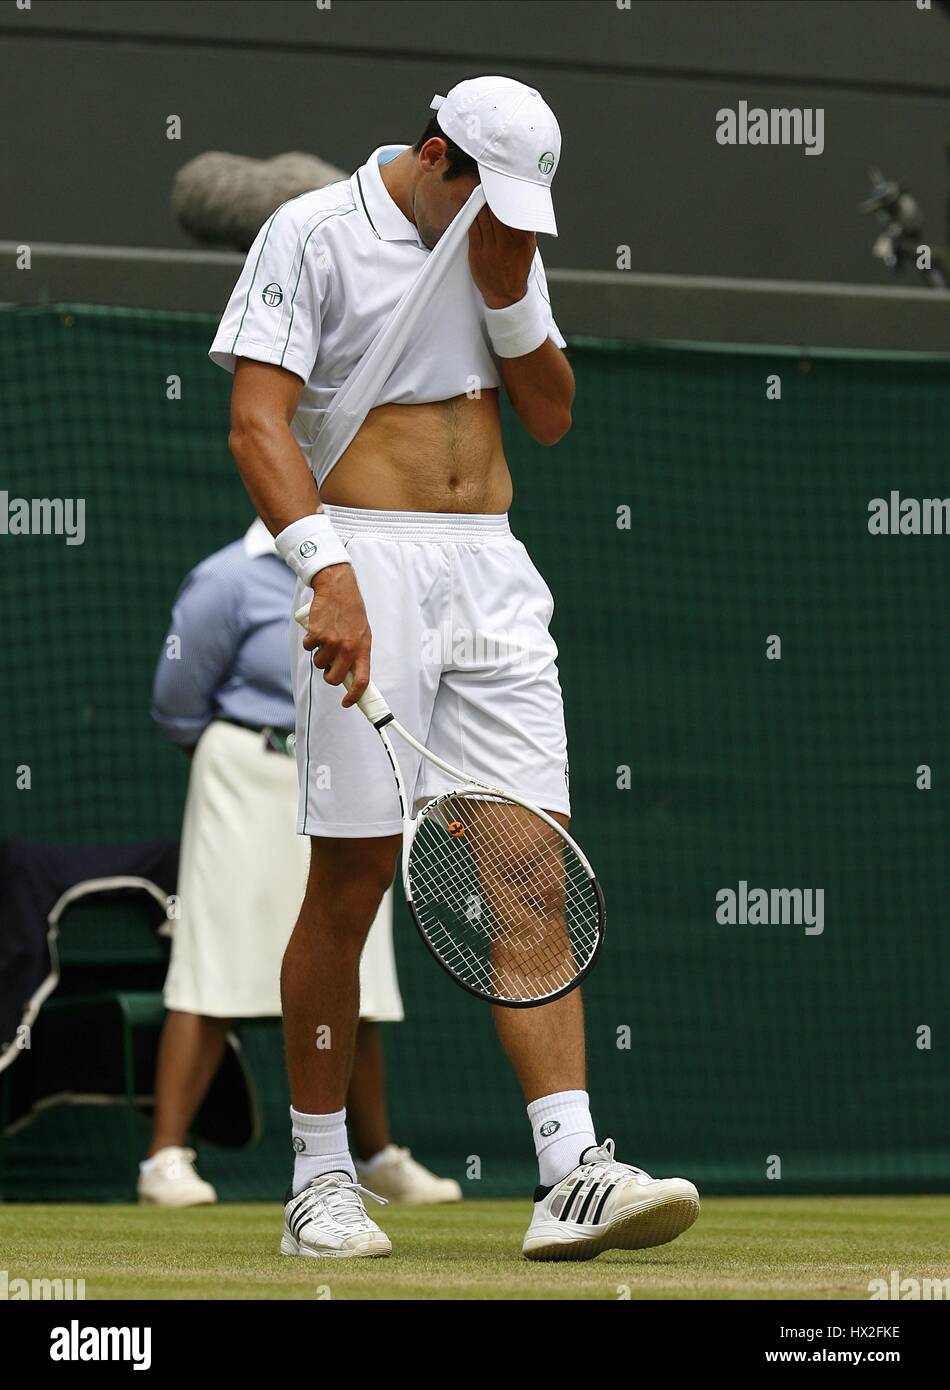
[294,604,605,1007]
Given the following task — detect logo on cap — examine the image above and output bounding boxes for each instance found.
[538,151,556,176]
[262,282,283,307]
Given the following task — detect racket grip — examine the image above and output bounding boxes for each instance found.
[293,603,393,727]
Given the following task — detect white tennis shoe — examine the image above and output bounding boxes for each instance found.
[355,1145,462,1205]
[522,1138,700,1261]
[280,1172,392,1259]
[137,1147,217,1208]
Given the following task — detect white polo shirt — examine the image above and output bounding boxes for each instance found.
[209,146,566,481]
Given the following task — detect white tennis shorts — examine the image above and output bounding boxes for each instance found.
[291,506,570,838]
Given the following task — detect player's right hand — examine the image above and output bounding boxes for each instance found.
[302,564,372,708]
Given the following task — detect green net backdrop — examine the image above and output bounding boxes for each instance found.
[2,304,949,1197]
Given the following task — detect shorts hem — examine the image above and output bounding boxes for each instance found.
[469,791,572,819]
[297,817,404,838]
[527,798,571,819]
[297,798,570,837]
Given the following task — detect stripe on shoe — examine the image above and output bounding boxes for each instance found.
[561,1173,617,1226]
[557,1178,586,1221]
[576,1179,604,1224]
[287,1193,313,1239]
[591,1180,617,1223]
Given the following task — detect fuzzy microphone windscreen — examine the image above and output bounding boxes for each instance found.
[172,151,348,253]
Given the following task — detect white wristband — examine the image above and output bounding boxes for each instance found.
[483,279,549,359]
[275,513,351,585]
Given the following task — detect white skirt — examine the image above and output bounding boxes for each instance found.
[163,719,404,1021]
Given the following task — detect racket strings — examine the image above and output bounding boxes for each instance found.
[407,792,601,1003]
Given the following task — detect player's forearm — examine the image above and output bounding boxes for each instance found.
[499,340,574,446]
[228,417,322,535]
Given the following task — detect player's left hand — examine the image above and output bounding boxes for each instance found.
[468,206,537,310]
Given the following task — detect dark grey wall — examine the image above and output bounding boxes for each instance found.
[2,0,950,285]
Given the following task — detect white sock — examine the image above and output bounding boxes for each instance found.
[527,1089,597,1188]
[290,1106,355,1194]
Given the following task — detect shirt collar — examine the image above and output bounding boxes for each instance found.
[243,517,277,559]
[351,145,423,245]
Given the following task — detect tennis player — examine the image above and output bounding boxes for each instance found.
[143,518,459,1208]
[211,75,699,1260]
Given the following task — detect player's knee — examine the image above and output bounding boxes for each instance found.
[495,820,563,886]
[302,836,398,935]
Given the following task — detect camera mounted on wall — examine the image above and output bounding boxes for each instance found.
[859,166,947,290]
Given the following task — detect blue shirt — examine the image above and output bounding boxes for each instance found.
[151,524,296,747]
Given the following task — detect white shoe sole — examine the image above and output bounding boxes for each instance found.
[523,1187,700,1262]
[279,1231,392,1259]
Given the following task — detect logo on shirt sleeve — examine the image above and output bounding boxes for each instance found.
[262,283,284,307]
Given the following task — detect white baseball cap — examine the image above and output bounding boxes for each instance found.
[429,75,560,236]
